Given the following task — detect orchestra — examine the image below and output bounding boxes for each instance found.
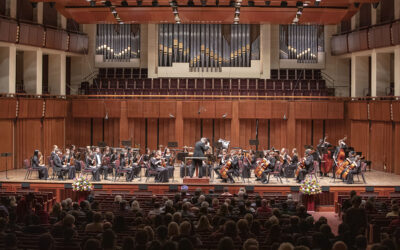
[30,135,367,185]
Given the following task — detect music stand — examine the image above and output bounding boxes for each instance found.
[255,151,264,159]
[168,142,178,148]
[0,153,12,180]
[121,140,132,148]
[98,141,107,148]
[177,152,188,161]
[249,139,259,145]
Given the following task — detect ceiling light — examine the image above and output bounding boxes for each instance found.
[293,16,299,23]
[175,16,180,22]
[265,1,270,6]
[297,9,302,15]
[281,1,288,7]
[112,8,117,14]
[121,0,128,6]
[234,16,239,22]
[173,8,178,14]
[235,8,240,14]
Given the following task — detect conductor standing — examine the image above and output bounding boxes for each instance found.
[190,137,210,177]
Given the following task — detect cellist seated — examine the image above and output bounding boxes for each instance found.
[296,149,314,183]
[150,150,169,183]
[261,151,276,184]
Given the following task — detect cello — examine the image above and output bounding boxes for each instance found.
[220,159,232,180]
[254,158,269,179]
[295,158,305,178]
[341,158,358,179]
[335,158,351,178]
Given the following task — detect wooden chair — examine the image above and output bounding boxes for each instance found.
[267,162,283,184]
[24,159,38,180]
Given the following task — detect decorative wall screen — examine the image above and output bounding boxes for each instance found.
[96,24,140,62]
[279,25,324,63]
[158,24,260,71]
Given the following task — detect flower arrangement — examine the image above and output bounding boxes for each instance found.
[300,176,322,195]
[72,176,93,192]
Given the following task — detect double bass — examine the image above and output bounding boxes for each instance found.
[254,158,269,179]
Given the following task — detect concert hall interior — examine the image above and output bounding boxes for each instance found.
[1,0,400,249]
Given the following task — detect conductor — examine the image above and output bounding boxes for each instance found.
[190,137,210,177]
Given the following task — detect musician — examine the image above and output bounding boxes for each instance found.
[333,137,347,178]
[31,150,49,180]
[53,150,71,180]
[190,138,210,178]
[85,148,100,181]
[280,148,292,178]
[51,145,58,162]
[291,148,299,165]
[93,147,109,181]
[214,149,228,179]
[260,150,276,184]
[180,147,190,178]
[62,149,76,179]
[150,150,169,183]
[163,148,175,179]
[296,149,314,183]
[70,145,81,172]
[345,154,361,184]
[239,149,251,179]
[225,150,239,183]
[119,152,135,182]
[317,137,333,177]
[199,148,213,178]
[130,152,142,179]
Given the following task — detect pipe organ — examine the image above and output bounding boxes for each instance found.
[158,24,260,71]
[96,24,140,62]
[279,25,324,63]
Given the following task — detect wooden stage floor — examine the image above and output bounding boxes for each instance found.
[0,168,399,187]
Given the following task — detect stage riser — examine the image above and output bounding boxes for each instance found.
[1,182,397,212]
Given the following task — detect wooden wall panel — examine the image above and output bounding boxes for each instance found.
[0,120,14,170]
[270,120,287,149]
[128,119,146,151]
[0,18,18,43]
[202,119,213,143]
[199,102,216,119]
[127,101,143,118]
[92,118,103,146]
[347,102,368,120]
[350,120,370,160]
[239,119,257,149]
[325,120,347,149]
[72,100,104,118]
[392,22,400,45]
[312,120,324,146]
[159,102,177,118]
[143,102,160,118]
[68,33,89,54]
[158,119,176,148]
[183,119,201,148]
[370,102,391,121]
[258,120,269,150]
[18,99,43,118]
[147,118,158,150]
[312,103,328,120]
[256,102,272,119]
[327,102,344,119]
[368,24,392,49]
[370,122,393,172]
[271,102,288,119]
[65,118,91,148]
[348,29,369,52]
[295,120,312,156]
[16,119,42,169]
[331,34,348,55]
[0,99,17,118]
[104,118,120,147]
[214,119,231,144]
[215,101,232,119]
[182,102,199,118]
[393,102,400,122]
[394,123,400,175]
[104,100,121,118]
[43,119,65,162]
[238,102,256,119]
[295,102,312,119]
[45,100,67,118]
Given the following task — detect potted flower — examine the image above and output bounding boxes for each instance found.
[300,175,322,211]
[72,176,93,202]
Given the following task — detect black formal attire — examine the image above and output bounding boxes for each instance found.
[94,153,108,180]
[85,155,100,181]
[296,155,314,182]
[199,160,212,178]
[61,155,76,179]
[180,162,190,178]
[71,151,81,172]
[261,157,275,183]
[119,158,134,182]
[240,155,252,179]
[150,157,169,183]
[345,157,360,184]
[226,156,239,183]
[214,155,229,179]
[190,141,209,178]
[53,155,70,180]
[130,156,142,178]
[31,156,48,179]
[281,154,290,177]
[163,154,175,178]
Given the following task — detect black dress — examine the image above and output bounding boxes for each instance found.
[31,156,48,180]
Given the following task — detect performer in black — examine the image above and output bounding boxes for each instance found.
[261,150,276,184]
[190,138,210,178]
[53,150,71,180]
[94,147,109,181]
[150,150,169,183]
[214,149,228,179]
[84,148,100,181]
[345,154,361,184]
[31,150,49,180]
[296,149,314,183]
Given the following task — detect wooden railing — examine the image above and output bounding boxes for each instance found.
[331,19,400,55]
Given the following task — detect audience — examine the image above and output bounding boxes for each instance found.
[0,189,398,250]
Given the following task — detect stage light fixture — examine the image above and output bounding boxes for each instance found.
[354,2,360,8]
[104,1,112,7]
[152,0,159,6]
[314,0,320,7]
[372,2,379,9]
[296,1,303,7]
[188,0,195,6]
[112,8,117,14]
[137,0,142,6]
[121,0,128,7]
[248,0,254,7]
[265,1,270,6]
[90,1,96,7]
[173,8,178,14]
[234,16,239,22]
[201,0,207,6]
[280,1,288,7]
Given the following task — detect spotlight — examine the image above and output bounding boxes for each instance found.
[354,2,360,8]
[188,0,194,6]
[90,1,96,7]
[372,2,379,9]
[201,0,207,6]
[296,1,303,7]
[297,9,302,15]
[248,0,254,7]
[104,1,112,7]
[137,0,142,6]
[121,0,128,6]
[280,1,288,7]
[265,1,270,6]
[314,0,320,6]
[152,0,159,6]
